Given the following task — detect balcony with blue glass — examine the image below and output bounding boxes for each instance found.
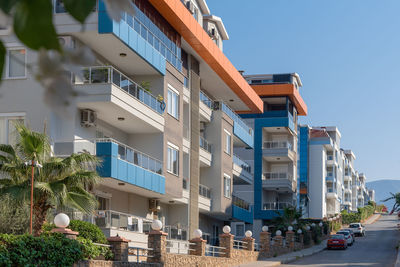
[232,195,253,224]
[96,139,165,195]
[326,187,338,199]
[199,91,213,122]
[232,154,253,185]
[259,202,294,219]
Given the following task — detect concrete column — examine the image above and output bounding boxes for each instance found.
[273,235,283,248]
[147,230,168,264]
[189,237,206,256]
[306,230,313,246]
[298,234,304,246]
[242,237,255,251]
[219,233,234,258]
[286,231,295,249]
[107,236,130,262]
[259,232,271,253]
[51,227,79,240]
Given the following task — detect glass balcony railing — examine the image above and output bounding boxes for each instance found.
[232,195,251,211]
[199,136,212,153]
[263,202,293,210]
[199,184,211,199]
[200,91,214,109]
[327,188,336,193]
[326,155,334,161]
[219,102,253,136]
[97,138,163,175]
[233,154,251,174]
[262,172,293,180]
[263,141,293,150]
[73,66,165,114]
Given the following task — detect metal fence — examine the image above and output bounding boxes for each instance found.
[205,245,226,257]
[166,240,194,254]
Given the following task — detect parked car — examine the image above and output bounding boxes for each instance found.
[336,230,354,246]
[327,234,347,250]
[343,228,356,241]
[349,223,365,236]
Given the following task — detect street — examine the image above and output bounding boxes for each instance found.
[283,214,399,267]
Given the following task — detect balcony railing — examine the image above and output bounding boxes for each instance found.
[232,195,251,211]
[233,154,251,174]
[326,155,334,161]
[199,136,212,153]
[200,91,214,109]
[164,225,188,241]
[327,188,336,193]
[98,138,163,175]
[199,184,211,199]
[73,66,164,114]
[182,178,188,190]
[218,102,253,136]
[263,202,292,210]
[262,172,293,180]
[263,141,292,150]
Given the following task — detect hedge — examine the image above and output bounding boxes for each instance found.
[341,204,375,224]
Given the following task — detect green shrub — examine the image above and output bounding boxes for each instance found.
[69,220,108,244]
[311,226,322,244]
[0,233,83,267]
[78,237,113,260]
[303,230,311,245]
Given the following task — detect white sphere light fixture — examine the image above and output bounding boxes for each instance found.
[319,222,323,227]
[288,226,293,231]
[151,219,163,231]
[276,230,282,236]
[306,225,310,231]
[245,230,253,238]
[193,229,203,239]
[311,223,316,227]
[54,213,70,228]
[262,226,269,232]
[223,225,231,234]
[297,229,302,234]
[328,218,333,222]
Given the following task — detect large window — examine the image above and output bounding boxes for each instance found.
[0,115,25,146]
[6,48,26,79]
[167,144,179,175]
[167,86,179,119]
[235,224,245,237]
[224,129,231,155]
[223,174,231,198]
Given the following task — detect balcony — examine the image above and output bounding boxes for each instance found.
[326,188,338,199]
[199,184,211,212]
[218,102,254,148]
[232,195,253,224]
[199,136,212,167]
[199,91,213,122]
[326,155,335,166]
[326,172,334,182]
[262,141,295,162]
[344,173,351,181]
[74,66,165,133]
[262,202,293,210]
[96,139,165,195]
[262,172,295,192]
[232,154,253,185]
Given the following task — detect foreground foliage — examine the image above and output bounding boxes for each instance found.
[341,204,375,224]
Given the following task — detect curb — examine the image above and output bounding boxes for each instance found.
[280,246,326,264]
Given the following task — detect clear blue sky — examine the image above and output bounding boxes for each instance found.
[207,0,400,182]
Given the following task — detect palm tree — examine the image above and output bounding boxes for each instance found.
[271,207,303,232]
[0,124,100,236]
[382,192,400,215]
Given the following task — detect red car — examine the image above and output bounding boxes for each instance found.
[327,234,347,250]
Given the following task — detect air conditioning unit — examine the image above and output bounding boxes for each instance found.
[186,1,195,14]
[149,199,160,212]
[58,35,75,49]
[80,109,96,127]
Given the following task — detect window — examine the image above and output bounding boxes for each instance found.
[167,144,179,175]
[236,224,245,237]
[6,48,26,78]
[224,129,231,155]
[0,115,25,146]
[167,86,179,119]
[223,174,231,198]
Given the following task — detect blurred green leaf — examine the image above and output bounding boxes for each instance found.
[63,0,96,24]
[0,41,5,83]
[0,0,20,14]
[13,0,60,50]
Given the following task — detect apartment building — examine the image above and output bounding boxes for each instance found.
[230,73,307,238]
[0,0,262,246]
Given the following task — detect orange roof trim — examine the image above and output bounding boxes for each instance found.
[148,0,263,113]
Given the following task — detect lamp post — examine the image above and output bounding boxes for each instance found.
[25,160,42,235]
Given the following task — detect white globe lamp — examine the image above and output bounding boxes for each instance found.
[276,230,282,236]
[245,230,253,238]
[306,225,310,231]
[288,226,293,231]
[223,225,231,234]
[297,229,302,234]
[319,222,323,227]
[328,218,333,222]
[193,229,202,239]
[151,219,163,231]
[262,226,269,232]
[54,213,70,228]
[311,223,316,227]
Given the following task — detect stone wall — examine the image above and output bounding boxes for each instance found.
[74,260,161,267]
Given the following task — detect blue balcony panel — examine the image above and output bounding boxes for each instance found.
[232,205,253,224]
[96,142,165,195]
[256,210,283,220]
[233,122,254,148]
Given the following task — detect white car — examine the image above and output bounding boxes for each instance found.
[336,230,354,246]
[349,223,365,236]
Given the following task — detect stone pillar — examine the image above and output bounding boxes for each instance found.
[259,232,271,253]
[242,237,255,251]
[286,231,295,250]
[273,235,283,248]
[219,233,234,258]
[51,227,79,240]
[107,236,130,262]
[147,230,168,264]
[189,237,206,256]
[306,230,313,246]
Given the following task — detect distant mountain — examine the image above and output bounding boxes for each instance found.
[366,179,400,210]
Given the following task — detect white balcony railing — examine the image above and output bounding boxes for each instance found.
[263,202,293,210]
[233,154,251,175]
[262,172,293,180]
[199,136,212,153]
[199,184,211,199]
[263,141,292,150]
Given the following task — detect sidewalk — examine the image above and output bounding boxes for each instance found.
[363,213,381,225]
[234,240,327,267]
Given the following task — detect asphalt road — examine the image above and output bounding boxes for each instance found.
[283,214,400,267]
